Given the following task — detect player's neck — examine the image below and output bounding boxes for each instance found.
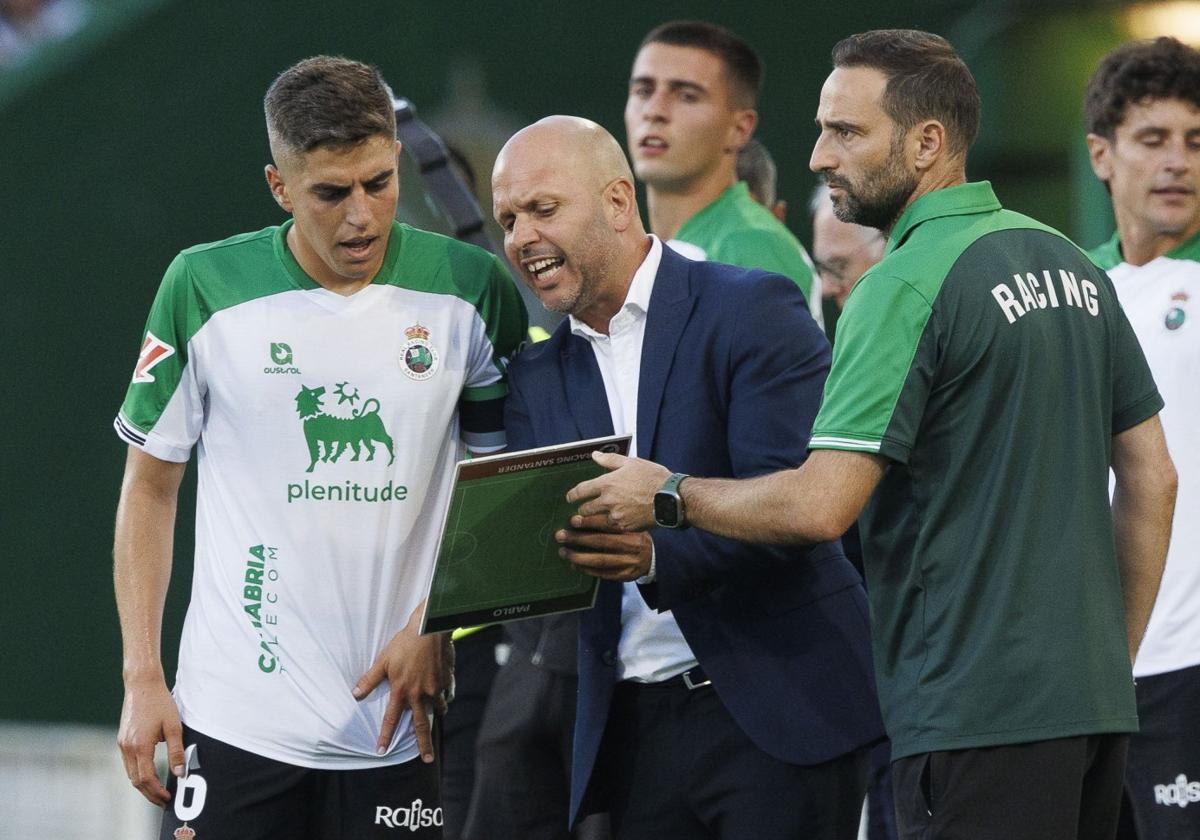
[286,225,377,296]
[645,167,737,241]
[1115,211,1200,267]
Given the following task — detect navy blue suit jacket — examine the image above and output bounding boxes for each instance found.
[503,246,884,825]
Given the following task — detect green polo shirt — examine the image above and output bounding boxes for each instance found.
[812,182,1161,760]
[672,181,818,315]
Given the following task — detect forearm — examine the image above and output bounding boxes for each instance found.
[1112,474,1176,662]
[113,451,184,682]
[683,468,835,545]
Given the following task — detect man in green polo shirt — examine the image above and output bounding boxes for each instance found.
[570,29,1177,840]
[624,20,821,326]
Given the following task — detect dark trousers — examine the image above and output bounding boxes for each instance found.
[464,653,588,840]
[588,676,869,840]
[159,725,442,840]
[1116,662,1200,838]
[892,734,1129,840]
[441,626,503,840]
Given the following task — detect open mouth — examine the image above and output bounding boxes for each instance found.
[341,236,376,258]
[639,136,668,155]
[525,255,565,284]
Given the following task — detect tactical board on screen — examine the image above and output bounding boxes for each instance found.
[420,435,631,633]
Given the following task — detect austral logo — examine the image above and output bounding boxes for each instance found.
[132,332,175,383]
[265,341,301,375]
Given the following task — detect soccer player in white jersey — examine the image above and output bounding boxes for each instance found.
[1085,36,1200,839]
[112,56,526,839]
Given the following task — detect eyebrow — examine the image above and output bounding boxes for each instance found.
[310,167,394,192]
[630,75,709,97]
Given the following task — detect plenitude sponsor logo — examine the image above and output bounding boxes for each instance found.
[374,799,444,831]
[1154,773,1200,808]
[287,479,408,504]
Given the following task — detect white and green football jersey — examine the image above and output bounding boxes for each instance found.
[1092,228,1200,678]
[114,220,527,768]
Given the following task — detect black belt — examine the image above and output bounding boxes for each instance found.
[619,665,712,693]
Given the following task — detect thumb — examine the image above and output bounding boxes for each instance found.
[164,718,186,778]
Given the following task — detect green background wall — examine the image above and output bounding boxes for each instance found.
[0,0,1134,724]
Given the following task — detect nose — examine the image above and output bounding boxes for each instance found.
[345,188,371,228]
[508,214,539,253]
[639,88,669,124]
[810,131,834,175]
[1163,139,1192,174]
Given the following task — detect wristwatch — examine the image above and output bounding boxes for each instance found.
[653,472,690,529]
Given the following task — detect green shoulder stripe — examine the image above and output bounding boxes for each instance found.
[382,224,528,377]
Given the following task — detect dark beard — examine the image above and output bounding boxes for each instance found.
[833,166,918,233]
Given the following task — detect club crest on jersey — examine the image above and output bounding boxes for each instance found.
[1165,291,1189,332]
[400,323,439,381]
[132,331,176,383]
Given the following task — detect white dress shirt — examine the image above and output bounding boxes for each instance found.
[569,235,699,683]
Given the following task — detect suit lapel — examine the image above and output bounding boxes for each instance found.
[561,332,615,441]
[637,249,697,458]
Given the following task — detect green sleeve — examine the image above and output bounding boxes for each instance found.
[810,272,935,462]
[118,253,204,435]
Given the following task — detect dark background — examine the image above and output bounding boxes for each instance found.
[0,0,1138,723]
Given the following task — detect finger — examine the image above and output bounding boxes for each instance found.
[410,696,435,763]
[570,513,624,532]
[134,746,170,806]
[592,451,629,471]
[557,529,639,552]
[377,690,404,754]
[352,661,385,700]
[566,475,604,505]
[575,497,611,518]
[164,718,186,779]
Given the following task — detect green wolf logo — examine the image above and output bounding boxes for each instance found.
[294,384,395,473]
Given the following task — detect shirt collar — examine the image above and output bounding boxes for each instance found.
[885,181,1002,257]
[569,235,662,338]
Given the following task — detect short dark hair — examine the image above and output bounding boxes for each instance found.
[641,20,762,107]
[264,55,396,156]
[832,29,980,157]
[1084,37,1200,138]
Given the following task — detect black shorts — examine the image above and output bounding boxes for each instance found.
[892,733,1128,840]
[1118,662,1200,838]
[159,725,442,840]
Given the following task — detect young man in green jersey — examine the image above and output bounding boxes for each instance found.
[624,20,821,326]
[113,56,525,839]
[571,29,1177,840]
[1085,36,1200,840]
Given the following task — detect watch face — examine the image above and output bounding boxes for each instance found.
[654,492,680,528]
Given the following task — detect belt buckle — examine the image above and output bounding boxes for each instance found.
[682,669,711,690]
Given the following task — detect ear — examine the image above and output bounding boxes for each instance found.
[771,200,788,223]
[265,164,293,213]
[725,108,758,153]
[912,119,948,172]
[605,177,639,233]
[394,139,403,160]
[1086,133,1114,183]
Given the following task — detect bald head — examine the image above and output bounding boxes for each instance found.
[492,116,650,331]
[495,116,634,193]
